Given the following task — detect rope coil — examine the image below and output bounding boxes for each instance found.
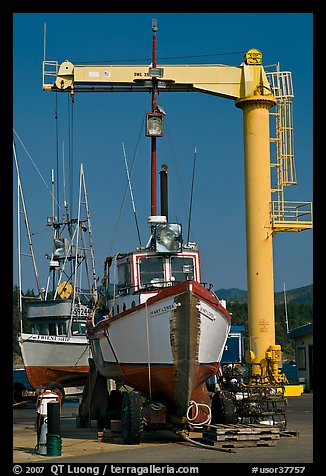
[186,400,211,427]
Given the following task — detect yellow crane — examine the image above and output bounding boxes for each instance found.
[42,37,312,398]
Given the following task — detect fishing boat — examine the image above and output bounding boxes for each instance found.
[85,20,232,442]
[14,145,97,398]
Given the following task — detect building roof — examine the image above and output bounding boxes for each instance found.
[288,323,313,339]
[229,325,246,332]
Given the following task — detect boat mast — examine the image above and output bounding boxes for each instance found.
[145,19,165,247]
[150,18,158,217]
[67,164,98,336]
[283,282,289,334]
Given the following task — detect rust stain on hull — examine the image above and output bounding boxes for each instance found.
[25,365,89,389]
[171,289,203,417]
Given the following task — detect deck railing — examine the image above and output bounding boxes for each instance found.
[270,201,313,232]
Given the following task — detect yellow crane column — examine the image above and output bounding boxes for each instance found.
[236,93,278,375]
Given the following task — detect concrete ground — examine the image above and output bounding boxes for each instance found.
[13,393,314,465]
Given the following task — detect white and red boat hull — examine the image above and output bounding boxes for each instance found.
[19,334,91,389]
[88,280,231,417]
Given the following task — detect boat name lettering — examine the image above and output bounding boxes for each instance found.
[31,335,71,342]
[73,307,92,316]
[149,303,176,316]
[198,304,216,321]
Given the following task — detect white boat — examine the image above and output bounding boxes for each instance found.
[14,146,97,396]
[20,300,92,391]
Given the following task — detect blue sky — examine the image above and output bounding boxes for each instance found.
[13,13,313,293]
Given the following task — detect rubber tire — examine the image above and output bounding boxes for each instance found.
[211,390,237,424]
[107,389,123,421]
[121,391,143,444]
[45,382,65,402]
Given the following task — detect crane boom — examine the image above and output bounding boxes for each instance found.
[43,55,271,100]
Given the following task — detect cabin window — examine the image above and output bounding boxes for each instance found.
[171,256,194,282]
[38,324,47,335]
[139,256,164,288]
[49,323,57,336]
[118,262,131,290]
[57,322,67,336]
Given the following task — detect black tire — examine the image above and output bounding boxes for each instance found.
[211,390,237,424]
[45,382,65,402]
[108,389,123,421]
[121,391,143,444]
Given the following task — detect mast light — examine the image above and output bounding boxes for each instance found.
[146,112,164,137]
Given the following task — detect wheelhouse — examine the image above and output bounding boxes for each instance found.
[101,219,203,317]
[106,244,201,298]
[25,300,92,336]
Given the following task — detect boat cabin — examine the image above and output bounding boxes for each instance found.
[26,300,92,337]
[100,219,207,317]
[115,246,201,294]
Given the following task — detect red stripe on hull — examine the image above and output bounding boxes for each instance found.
[25,365,89,390]
[119,362,218,407]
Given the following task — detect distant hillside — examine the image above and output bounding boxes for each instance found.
[215,288,248,302]
[215,284,313,305]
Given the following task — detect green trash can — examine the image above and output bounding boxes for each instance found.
[47,433,62,456]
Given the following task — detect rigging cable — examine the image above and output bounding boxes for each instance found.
[145,300,153,402]
[77,50,247,65]
[187,147,197,244]
[122,142,142,248]
[108,95,150,255]
[67,93,74,215]
[13,129,61,211]
[13,139,42,301]
[164,121,188,222]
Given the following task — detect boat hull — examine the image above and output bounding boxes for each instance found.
[19,333,91,389]
[88,281,231,417]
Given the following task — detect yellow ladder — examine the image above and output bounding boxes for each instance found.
[266,65,312,234]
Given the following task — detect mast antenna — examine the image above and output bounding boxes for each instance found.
[43,21,47,62]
